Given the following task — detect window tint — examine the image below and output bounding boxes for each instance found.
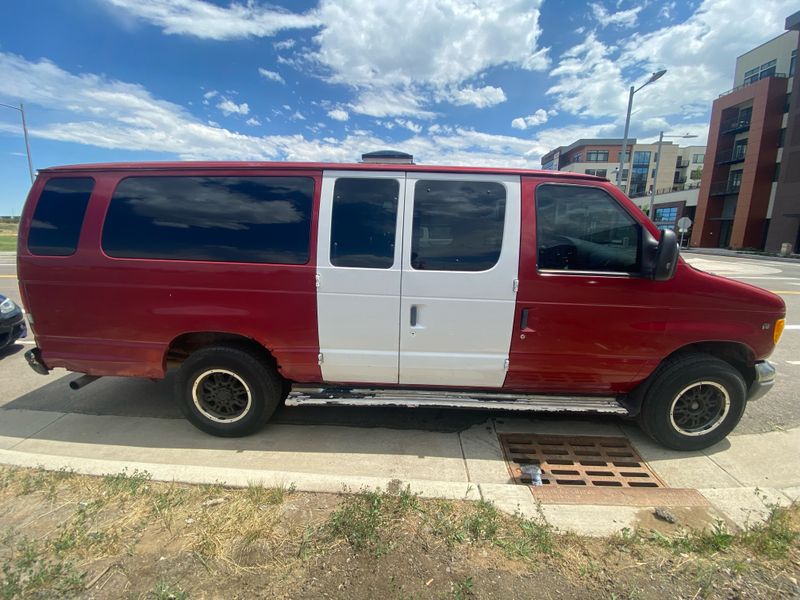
[330,178,398,268]
[411,180,505,272]
[28,178,94,256]
[536,185,640,273]
[102,176,314,264]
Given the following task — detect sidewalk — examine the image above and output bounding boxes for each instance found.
[0,406,796,536]
[683,247,800,263]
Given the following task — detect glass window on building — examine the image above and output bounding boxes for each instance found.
[690,168,703,180]
[629,166,649,197]
[653,206,679,231]
[744,67,759,85]
[584,169,608,177]
[791,50,797,77]
[779,128,786,148]
[632,151,651,165]
[786,93,792,114]
[573,153,581,163]
[759,59,777,80]
[774,163,781,182]
[728,170,742,192]
[692,153,705,164]
[586,150,609,162]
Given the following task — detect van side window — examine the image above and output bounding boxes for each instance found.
[102,176,314,264]
[536,184,640,273]
[28,178,94,256]
[330,178,398,268]
[411,180,505,271]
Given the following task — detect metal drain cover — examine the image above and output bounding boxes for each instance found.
[498,433,709,506]
[499,433,665,488]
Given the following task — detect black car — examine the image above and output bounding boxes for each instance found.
[0,295,27,350]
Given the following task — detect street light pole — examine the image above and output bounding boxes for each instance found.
[616,86,634,187]
[616,70,667,191]
[648,132,699,222]
[0,101,35,184]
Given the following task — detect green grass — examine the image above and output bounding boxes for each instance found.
[0,236,17,252]
[1,535,85,599]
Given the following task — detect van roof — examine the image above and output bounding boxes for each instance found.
[38,161,606,181]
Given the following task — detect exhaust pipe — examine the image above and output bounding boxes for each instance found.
[69,374,100,390]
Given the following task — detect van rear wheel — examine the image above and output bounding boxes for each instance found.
[638,354,747,451]
[176,346,282,437]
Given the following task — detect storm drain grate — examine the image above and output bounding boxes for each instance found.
[499,433,667,489]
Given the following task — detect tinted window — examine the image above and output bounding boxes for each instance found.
[330,178,398,268]
[411,180,505,271]
[28,178,94,256]
[536,185,640,273]
[102,176,314,264]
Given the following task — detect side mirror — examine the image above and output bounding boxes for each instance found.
[652,229,679,281]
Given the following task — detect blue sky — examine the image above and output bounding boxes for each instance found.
[0,0,795,215]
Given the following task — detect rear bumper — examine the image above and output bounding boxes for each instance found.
[747,360,776,402]
[24,347,50,375]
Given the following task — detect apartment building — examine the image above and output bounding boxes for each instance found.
[541,139,705,197]
[691,15,799,251]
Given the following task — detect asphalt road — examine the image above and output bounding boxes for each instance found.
[1,251,798,436]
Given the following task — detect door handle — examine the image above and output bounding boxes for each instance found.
[520,308,529,330]
[410,305,418,327]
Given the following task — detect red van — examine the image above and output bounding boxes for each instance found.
[17,152,785,450]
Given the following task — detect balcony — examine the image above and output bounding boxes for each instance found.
[675,158,689,168]
[718,73,787,98]
[709,181,741,196]
[716,147,747,165]
[720,118,751,135]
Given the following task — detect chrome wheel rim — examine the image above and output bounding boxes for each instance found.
[669,381,730,436]
[192,369,252,423]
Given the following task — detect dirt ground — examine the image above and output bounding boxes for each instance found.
[0,467,797,599]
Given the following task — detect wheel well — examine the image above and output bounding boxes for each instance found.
[622,341,756,415]
[165,332,276,372]
[673,342,756,388]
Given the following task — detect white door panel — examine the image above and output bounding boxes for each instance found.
[316,171,404,383]
[399,174,520,387]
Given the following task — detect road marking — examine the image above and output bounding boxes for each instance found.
[0,275,16,279]
[769,290,800,294]
[787,361,800,365]
[785,325,800,330]
[16,340,35,345]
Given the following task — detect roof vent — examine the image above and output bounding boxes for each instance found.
[361,150,414,164]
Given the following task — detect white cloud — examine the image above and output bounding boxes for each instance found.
[102,0,320,40]
[245,117,261,126]
[442,85,507,108]
[274,38,296,50]
[394,119,422,134]
[257,68,285,84]
[548,0,797,141]
[217,98,249,116]
[291,111,306,121]
[589,2,642,28]
[349,87,437,119]
[310,0,547,115]
[201,89,218,105]
[327,108,349,121]
[511,108,550,130]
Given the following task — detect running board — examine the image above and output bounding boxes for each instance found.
[286,386,629,414]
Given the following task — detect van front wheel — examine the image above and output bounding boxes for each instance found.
[176,346,282,437]
[638,354,747,451]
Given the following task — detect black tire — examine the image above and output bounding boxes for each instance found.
[175,346,282,437]
[638,353,747,451]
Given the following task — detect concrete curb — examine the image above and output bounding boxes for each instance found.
[0,447,480,501]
